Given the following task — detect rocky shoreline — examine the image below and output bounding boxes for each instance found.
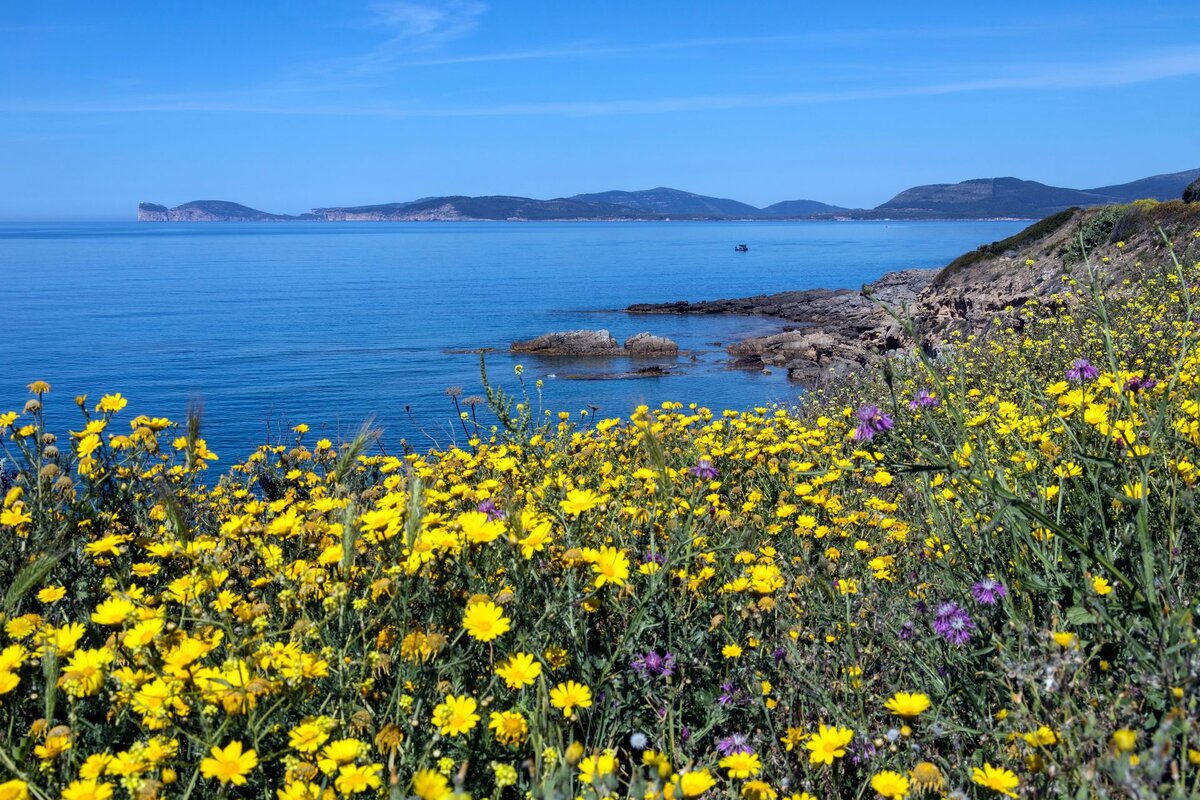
[501,202,1198,384]
[623,201,1200,383]
[627,269,934,382]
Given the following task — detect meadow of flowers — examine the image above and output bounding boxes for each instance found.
[1,230,1199,800]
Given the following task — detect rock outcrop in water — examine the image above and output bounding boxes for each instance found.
[511,330,623,356]
[629,202,1200,382]
[624,332,679,355]
[511,330,680,358]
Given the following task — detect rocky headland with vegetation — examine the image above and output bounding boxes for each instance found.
[628,199,1200,383]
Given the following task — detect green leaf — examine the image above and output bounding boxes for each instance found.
[1065,606,1097,626]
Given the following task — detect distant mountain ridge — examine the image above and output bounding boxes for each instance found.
[311,195,648,221]
[868,169,1200,219]
[760,199,851,216]
[569,187,764,217]
[874,177,1109,219]
[138,167,1200,222]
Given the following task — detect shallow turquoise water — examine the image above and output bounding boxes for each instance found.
[0,219,1024,457]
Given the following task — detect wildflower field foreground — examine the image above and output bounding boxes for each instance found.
[2,234,1200,800]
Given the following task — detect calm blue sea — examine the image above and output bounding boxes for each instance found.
[0,220,1025,458]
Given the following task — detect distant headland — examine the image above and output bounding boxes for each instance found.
[138,168,1200,223]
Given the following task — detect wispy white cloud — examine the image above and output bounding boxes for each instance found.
[5,48,1200,118]
[370,0,486,42]
[402,36,785,66]
[401,27,1020,67]
[340,0,487,74]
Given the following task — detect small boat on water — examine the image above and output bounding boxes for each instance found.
[735,243,749,252]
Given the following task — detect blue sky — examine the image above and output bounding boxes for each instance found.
[2,1,1199,219]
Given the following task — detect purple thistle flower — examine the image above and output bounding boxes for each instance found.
[716,734,753,756]
[909,389,939,410]
[476,498,504,520]
[689,459,720,480]
[971,579,1007,606]
[631,650,676,679]
[854,404,895,441]
[717,682,745,707]
[643,550,665,565]
[932,601,975,646]
[1066,359,1099,383]
[849,737,878,766]
[898,621,915,640]
[1124,375,1157,393]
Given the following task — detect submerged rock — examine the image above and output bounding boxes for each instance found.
[560,365,673,380]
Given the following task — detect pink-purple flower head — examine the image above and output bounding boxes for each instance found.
[631,649,676,679]
[689,459,720,480]
[854,404,895,441]
[932,601,975,646]
[971,579,1007,606]
[476,498,504,520]
[909,389,939,410]
[1066,359,1100,383]
[716,733,753,756]
[717,682,746,706]
[1124,375,1158,394]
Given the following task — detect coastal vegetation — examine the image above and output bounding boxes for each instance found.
[2,216,1200,800]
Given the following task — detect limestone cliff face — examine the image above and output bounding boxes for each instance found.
[137,203,169,222]
[315,204,468,221]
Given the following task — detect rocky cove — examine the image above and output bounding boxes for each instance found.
[511,202,1200,385]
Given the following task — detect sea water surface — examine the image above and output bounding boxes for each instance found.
[0,220,1025,457]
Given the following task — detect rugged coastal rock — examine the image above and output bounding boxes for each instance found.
[630,270,932,380]
[629,202,1200,382]
[624,332,679,355]
[511,330,622,356]
[511,329,680,356]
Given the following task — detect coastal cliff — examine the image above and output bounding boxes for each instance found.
[137,201,308,222]
[629,201,1200,382]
